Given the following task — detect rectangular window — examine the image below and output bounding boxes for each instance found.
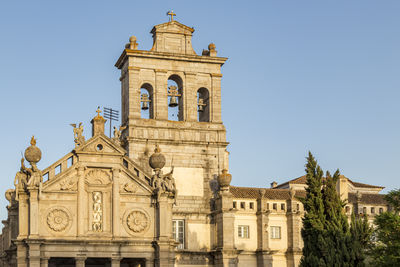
[363,207,367,214]
[249,202,254,210]
[270,226,281,239]
[273,203,277,210]
[172,220,185,249]
[371,207,375,214]
[240,202,245,209]
[379,208,383,214]
[281,203,285,211]
[238,225,249,238]
[233,201,237,209]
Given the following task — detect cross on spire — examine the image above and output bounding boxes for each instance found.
[167,10,176,22]
[96,106,102,117]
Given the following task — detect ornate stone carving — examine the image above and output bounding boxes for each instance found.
[92,192,102,232]
[126,211,148,233]
[60,178,77,191]
[122,183,138,193]
[70,122,85,147]
[112,125,126,146]
[47,209,69,232]
[86,169,111,185]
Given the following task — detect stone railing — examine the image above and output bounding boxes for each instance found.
[41,153,77,182]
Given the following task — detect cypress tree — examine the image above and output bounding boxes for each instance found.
[350,213,372,267]
[300,152,327,267]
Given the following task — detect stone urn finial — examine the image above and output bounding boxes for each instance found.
[24,136,42,165]
[218,169,232,191]
[149,144,166,170]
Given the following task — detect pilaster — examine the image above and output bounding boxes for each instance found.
[128,66,141,120]
[16,241,27,267]
[17,192,28,239]
[154,69,168,120]
[27,187,39,238]
[111,257,121,267]
[184,72,197,122]
[75,257,86,267]
[211,74,222,123]
[112,168,121,237]
[77,167,85,236]
[27,241,41,267]
[40,257,49,267]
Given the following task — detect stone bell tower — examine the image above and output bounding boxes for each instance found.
[115,14,229,201]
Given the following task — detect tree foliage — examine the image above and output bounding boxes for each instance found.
[300,152,372,267]
[370,189,400,266]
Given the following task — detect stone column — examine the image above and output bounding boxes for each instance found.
[184,72,197,122]
[77,167,85,236]
[154,69,168,120]
[111,257,121,267]
[214,188,238,267]
[28,241,41,267]
[75,257,86,267]
[210,73,222,123]
[40,257,49,267]
[16,241,27,267]
[128,66,141,120]
[112,168,120,237]
[154,195,175,267]
[28,187,39,238]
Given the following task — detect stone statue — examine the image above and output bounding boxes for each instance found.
[14,158,28,189]
[150,167,177,204]
[22,136,43,190]
[112,125,126,146]
[70,122,85,147]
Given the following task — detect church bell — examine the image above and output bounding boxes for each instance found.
[169,96,178,107]
[141,93,151,110]
[167,85,181,108]
[198,98,206,112]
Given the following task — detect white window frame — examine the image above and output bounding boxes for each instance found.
[270,226,281,239]
[238,225,250,238]
[172,219,185,249]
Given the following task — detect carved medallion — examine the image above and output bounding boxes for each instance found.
[126,211,148,233]
[47,209,69,232]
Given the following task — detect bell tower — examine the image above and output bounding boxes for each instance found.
[115,16,228,201]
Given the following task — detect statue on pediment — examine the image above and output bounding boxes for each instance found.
[113,125,126,146]
[70,122,85,147]
[149,145,177,203]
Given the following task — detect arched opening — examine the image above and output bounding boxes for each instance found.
[167,75,183,121]
[197,87,210,122]
[140,83,154,119]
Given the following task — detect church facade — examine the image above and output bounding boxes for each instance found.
[0,16,388,267]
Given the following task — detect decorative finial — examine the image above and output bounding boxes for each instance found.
[30,136,36,146]
[154,144,161,153]
[167,10,176,22]
[96,106,102,117]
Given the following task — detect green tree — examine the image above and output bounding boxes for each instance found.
[300,152,327,267]
[300,152,372,267]
[350,213,373,267]
[370,189,400,266]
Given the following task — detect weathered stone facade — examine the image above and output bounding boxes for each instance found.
[0,17,388,267]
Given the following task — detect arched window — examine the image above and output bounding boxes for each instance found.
[167,75,183,121]
[140,83,154,119]
[197,88,210,122]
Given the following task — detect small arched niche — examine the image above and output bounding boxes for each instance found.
[167,75,184,121]
[197,87,210,122]
[140,83,154,119]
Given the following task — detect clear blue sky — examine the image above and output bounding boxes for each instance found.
[0,1,399,220]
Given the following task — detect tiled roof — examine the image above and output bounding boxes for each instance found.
[276,175,383,190]
[229,186,306,200]
[349,181,384,189]
[348,193,387,205]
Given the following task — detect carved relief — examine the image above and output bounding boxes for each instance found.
[86,169,111,185]
[126,211,149,233]
[60,178,77,191]
[47,209,70,232]
[122,182,138,193]
[92,192,102,232]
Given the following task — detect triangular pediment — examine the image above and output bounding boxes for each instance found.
[75,134,126,156]
[151,20,194,35]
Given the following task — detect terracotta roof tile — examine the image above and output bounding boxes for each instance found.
[348,193,387,205]
[230,186,306,200]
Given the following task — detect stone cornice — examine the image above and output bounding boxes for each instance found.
[115,49,227,69]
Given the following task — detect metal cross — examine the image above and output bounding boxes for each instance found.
[96,106,102,117]
[167,10,176,21]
